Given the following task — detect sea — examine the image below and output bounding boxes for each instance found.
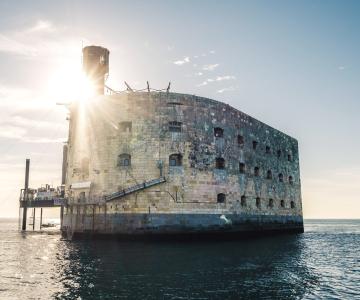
[0,219,359,300]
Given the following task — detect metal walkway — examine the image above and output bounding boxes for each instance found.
[104,177,166,202]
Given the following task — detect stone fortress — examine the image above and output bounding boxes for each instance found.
[61,46,304,238]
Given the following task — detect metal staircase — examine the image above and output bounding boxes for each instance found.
[104,177,166,202]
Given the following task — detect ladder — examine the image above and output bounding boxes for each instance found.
[104,177,166,202]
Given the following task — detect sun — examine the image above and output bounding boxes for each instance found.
[47,60,96,104]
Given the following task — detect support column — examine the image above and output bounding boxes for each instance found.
[40,208,43,230]
[32,208,36,231]
[21,159,30,231]
[60,205,64,229]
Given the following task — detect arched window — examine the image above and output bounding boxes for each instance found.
[239,162,245,174]
[280,200,285,208]
[254,166,260,176]
[241,195,246,207]
[256,197,261,208]
[118,154,131,167]
[252,141,258,150]
[169,121,182,132]
[278,173,284,182]
[266,170,272,180]
[291,201,295,208]
[214,127,224,138]
[269,198,274,208]
[217,193,226,203]
[289,176,294,185]
[216,157,225,169]
[119,121,132,133]
[266,146,271,154]
[169,154,182,166]
[237,135,244,146]
[277,150,282,158]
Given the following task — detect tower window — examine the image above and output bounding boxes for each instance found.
[280,200,285,208]
[239,162,245,174]
[269,198,274,208]
[289,176,294,185]
[288,154,292,162]
[169,154,182,167]
[266,146,271,154]
[254,166,260,176]
[214,127,224,138]
[241,195,246,207]
[237,135,244,146]
[256,197,261,208]
[278,173,284,182]
[252,141,258,150]
[217,193,226,203]
[277,150,282,158]
[119,121,132,132]
[118,153,131,167]
[266,170,272,180]
[169,121,182,132]
[215,157,225,169]
[291,201,295,208]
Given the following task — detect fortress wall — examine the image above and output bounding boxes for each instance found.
[65,92,302,220]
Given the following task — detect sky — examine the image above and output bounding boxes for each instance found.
[0,0,359,218]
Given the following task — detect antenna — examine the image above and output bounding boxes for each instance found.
[124,81,133,92]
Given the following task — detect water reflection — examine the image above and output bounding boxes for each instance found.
[1,220,359,300]
[53,234,316,299]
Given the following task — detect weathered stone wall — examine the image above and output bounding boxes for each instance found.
[65,92,302,221]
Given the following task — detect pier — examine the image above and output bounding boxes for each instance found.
[19,158,67,231]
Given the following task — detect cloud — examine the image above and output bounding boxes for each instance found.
[338,66,345,71]
[217,86,236,93]
[27,20,56,33]
[202,64,219,71]
[209,50,215,54]
[0,20,84,58]
[196,75,236,87]
[174,56,190,65]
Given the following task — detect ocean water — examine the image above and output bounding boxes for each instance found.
[0,219,359,299]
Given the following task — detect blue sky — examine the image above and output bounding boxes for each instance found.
[0,0,359,217]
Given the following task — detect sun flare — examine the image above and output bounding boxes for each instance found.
[47,61,96,104]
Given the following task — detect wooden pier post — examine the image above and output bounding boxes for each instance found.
[32,208,36,230]
[21,159,30,231]
[40,208,43,230]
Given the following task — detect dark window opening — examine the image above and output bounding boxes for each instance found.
[278,173,284,182]
[280,200,285,208]
[269,198,274,208]
[266,170,272,180]
[289,176,294,185]
[237,135,244,146]
[277,150,282,158]
[119,121,132,132]
[254,166,260,176]
[252,141,258,150]
[291,201,295,208]
[239,162,245,174]
[169,121,182,132]
[266,146,271,154]
[256,197,261,208]
[118,154,131,167]
[215,157,225,169]
[288,154,292,162]
[214,127,224,138]
[169,154,182,167]
[217,193,226,203]
[241,195,246,207]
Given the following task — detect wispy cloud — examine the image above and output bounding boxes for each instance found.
[27,20,56,33]
[217,86,236,93]
[202,63,219,71]
[197,75,236,86]
[338,66,345,71]
[174,56,190,65]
